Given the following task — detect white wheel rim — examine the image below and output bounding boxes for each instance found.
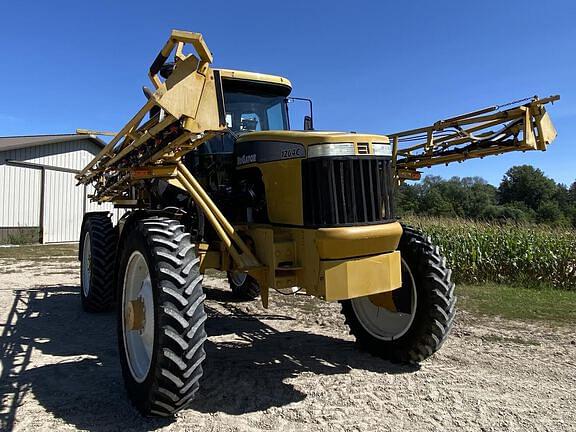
[351,259,418,341]
[230,271,248,286]
[81,232,91,297]
[122,251,155,383]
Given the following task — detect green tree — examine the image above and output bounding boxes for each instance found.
[396,182,420,216]
[569,181,576,203]
[463,178,498,219]
[419,188,454,216]
[566,181,576,227]
[415,176,497,219]
[537,201,564,224]
[397,167,570,226]
[498,165,557,211]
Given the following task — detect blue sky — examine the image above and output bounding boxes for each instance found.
[1,0,574,186]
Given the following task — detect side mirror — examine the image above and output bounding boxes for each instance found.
[304,115,314,131]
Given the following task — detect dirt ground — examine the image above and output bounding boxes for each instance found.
[0,245,574,432]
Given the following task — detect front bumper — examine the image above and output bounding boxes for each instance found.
[246,221,403,301]
[320,250,402,301]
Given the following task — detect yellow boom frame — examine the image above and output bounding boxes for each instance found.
[389,95,559,180]
[76,30,261,272]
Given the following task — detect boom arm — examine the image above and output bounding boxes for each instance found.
[76,30,226,188]
[388,95,560,180]
[76,30,261,271]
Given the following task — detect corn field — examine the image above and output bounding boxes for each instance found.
[406,217,576,290]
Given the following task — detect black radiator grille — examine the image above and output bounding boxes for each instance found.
[302,157,395,226]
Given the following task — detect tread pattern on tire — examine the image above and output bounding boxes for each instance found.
[119,216,207,417]
[340,224,456,363]
[81,213,116,312]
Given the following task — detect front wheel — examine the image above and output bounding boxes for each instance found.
[117,217,207,417]
[340,225,456,363]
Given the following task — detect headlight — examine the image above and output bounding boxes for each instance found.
[307,142,392,158]
[372,142,392,156]
[307,143,355,158]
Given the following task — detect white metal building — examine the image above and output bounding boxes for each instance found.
[0,134,120,244]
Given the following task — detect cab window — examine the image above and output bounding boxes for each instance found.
[201,79,291,153]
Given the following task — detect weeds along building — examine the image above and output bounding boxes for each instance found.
[0,134,120,244]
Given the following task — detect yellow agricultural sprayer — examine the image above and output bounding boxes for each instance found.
[76,30,559,416]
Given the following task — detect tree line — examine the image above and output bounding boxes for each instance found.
[396,165,576,227]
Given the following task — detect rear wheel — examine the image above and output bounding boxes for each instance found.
[117,216,207,417]
[340,225,456,363]
[79,213,116,312]
[227,271,260,300]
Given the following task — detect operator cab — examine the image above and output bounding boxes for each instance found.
[200,69,292,154]
[178,70,293,223]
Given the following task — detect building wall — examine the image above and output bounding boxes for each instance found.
[0,164,42,227]
[0,139,121,243]
[42,170,86,243]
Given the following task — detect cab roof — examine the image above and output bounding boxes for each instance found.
[216,68,292,90]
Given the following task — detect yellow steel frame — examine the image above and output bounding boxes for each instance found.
[389,95,560,179]
[76,30,260,271]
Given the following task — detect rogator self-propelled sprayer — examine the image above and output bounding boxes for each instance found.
[76,30,559,416]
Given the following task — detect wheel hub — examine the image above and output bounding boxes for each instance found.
[230,271,248,286]
[81,232,92,297]
[122,251,155,383]
[126,298,146,331]
[351,258,417,341]
[368,292,397,311]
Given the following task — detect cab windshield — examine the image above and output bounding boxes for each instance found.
[200,79,290,154]
[223,80,290,132]
[224,92,288,132]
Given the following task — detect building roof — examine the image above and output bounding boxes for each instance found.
[0,134,106,153]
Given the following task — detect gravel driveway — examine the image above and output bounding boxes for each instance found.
[0,245,574,432]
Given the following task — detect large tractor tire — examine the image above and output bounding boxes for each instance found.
[117,216,207,417]
[79,213,117,312]
[227,271,260,300]
[340,225,456,363]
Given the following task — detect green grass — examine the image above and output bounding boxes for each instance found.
[457,283,576,324]
[0,244,78,260]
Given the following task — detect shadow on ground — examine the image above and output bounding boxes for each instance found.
[0,283,418,431]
